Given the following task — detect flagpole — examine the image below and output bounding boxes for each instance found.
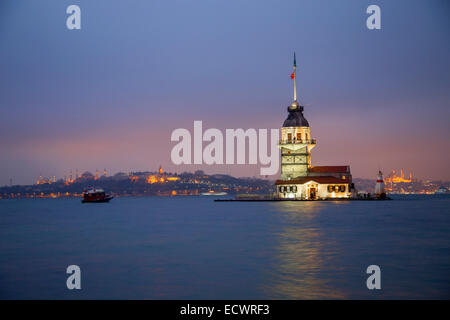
[293,52,297,102]
[294,67,297,101]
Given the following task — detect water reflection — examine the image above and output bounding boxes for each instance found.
[264,201,346,299]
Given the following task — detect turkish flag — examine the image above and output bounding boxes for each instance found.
[290,71,295,79]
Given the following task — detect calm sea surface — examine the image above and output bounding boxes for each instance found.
[0,195,449,299]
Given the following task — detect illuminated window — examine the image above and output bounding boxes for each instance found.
[287,133,292,142]
[296,132,301,141]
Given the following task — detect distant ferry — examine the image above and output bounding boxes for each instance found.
[82,187,113,203]
[435,187,450,194]
[201,191,228,196]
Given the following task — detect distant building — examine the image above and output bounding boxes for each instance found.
[384,169,415,191]
[276,54,352,200]
[36,176,52,185]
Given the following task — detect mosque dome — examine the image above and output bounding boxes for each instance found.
[282,102,309,127]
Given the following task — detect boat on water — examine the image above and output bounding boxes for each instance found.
[435,187,450,194]
[82,187,113,203]
[200,190,228,196]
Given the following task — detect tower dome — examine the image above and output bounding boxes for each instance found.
[282,104,309,127]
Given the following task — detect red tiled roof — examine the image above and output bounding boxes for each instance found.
[309,166,349,173]
[276,176,348,185]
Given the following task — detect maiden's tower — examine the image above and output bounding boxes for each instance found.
[276,54,353,200]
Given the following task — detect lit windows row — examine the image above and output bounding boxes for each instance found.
[286,132,309,141]
[279,185,297,193]
[328,185,346,193]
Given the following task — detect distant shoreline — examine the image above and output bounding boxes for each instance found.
[0,172,447,199]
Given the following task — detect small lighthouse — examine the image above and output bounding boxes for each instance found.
[375,171,386,198]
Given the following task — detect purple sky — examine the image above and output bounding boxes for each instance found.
[1,0,449,185]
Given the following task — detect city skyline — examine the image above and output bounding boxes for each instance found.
[1,0,450,185]
[2,164,442,188]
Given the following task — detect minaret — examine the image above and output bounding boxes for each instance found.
[278,53,316,180]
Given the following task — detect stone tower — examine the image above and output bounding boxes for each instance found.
[279,53,316,180]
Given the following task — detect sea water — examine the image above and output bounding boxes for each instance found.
[0,195,449,299]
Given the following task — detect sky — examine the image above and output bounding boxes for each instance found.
[0,0,449,185]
